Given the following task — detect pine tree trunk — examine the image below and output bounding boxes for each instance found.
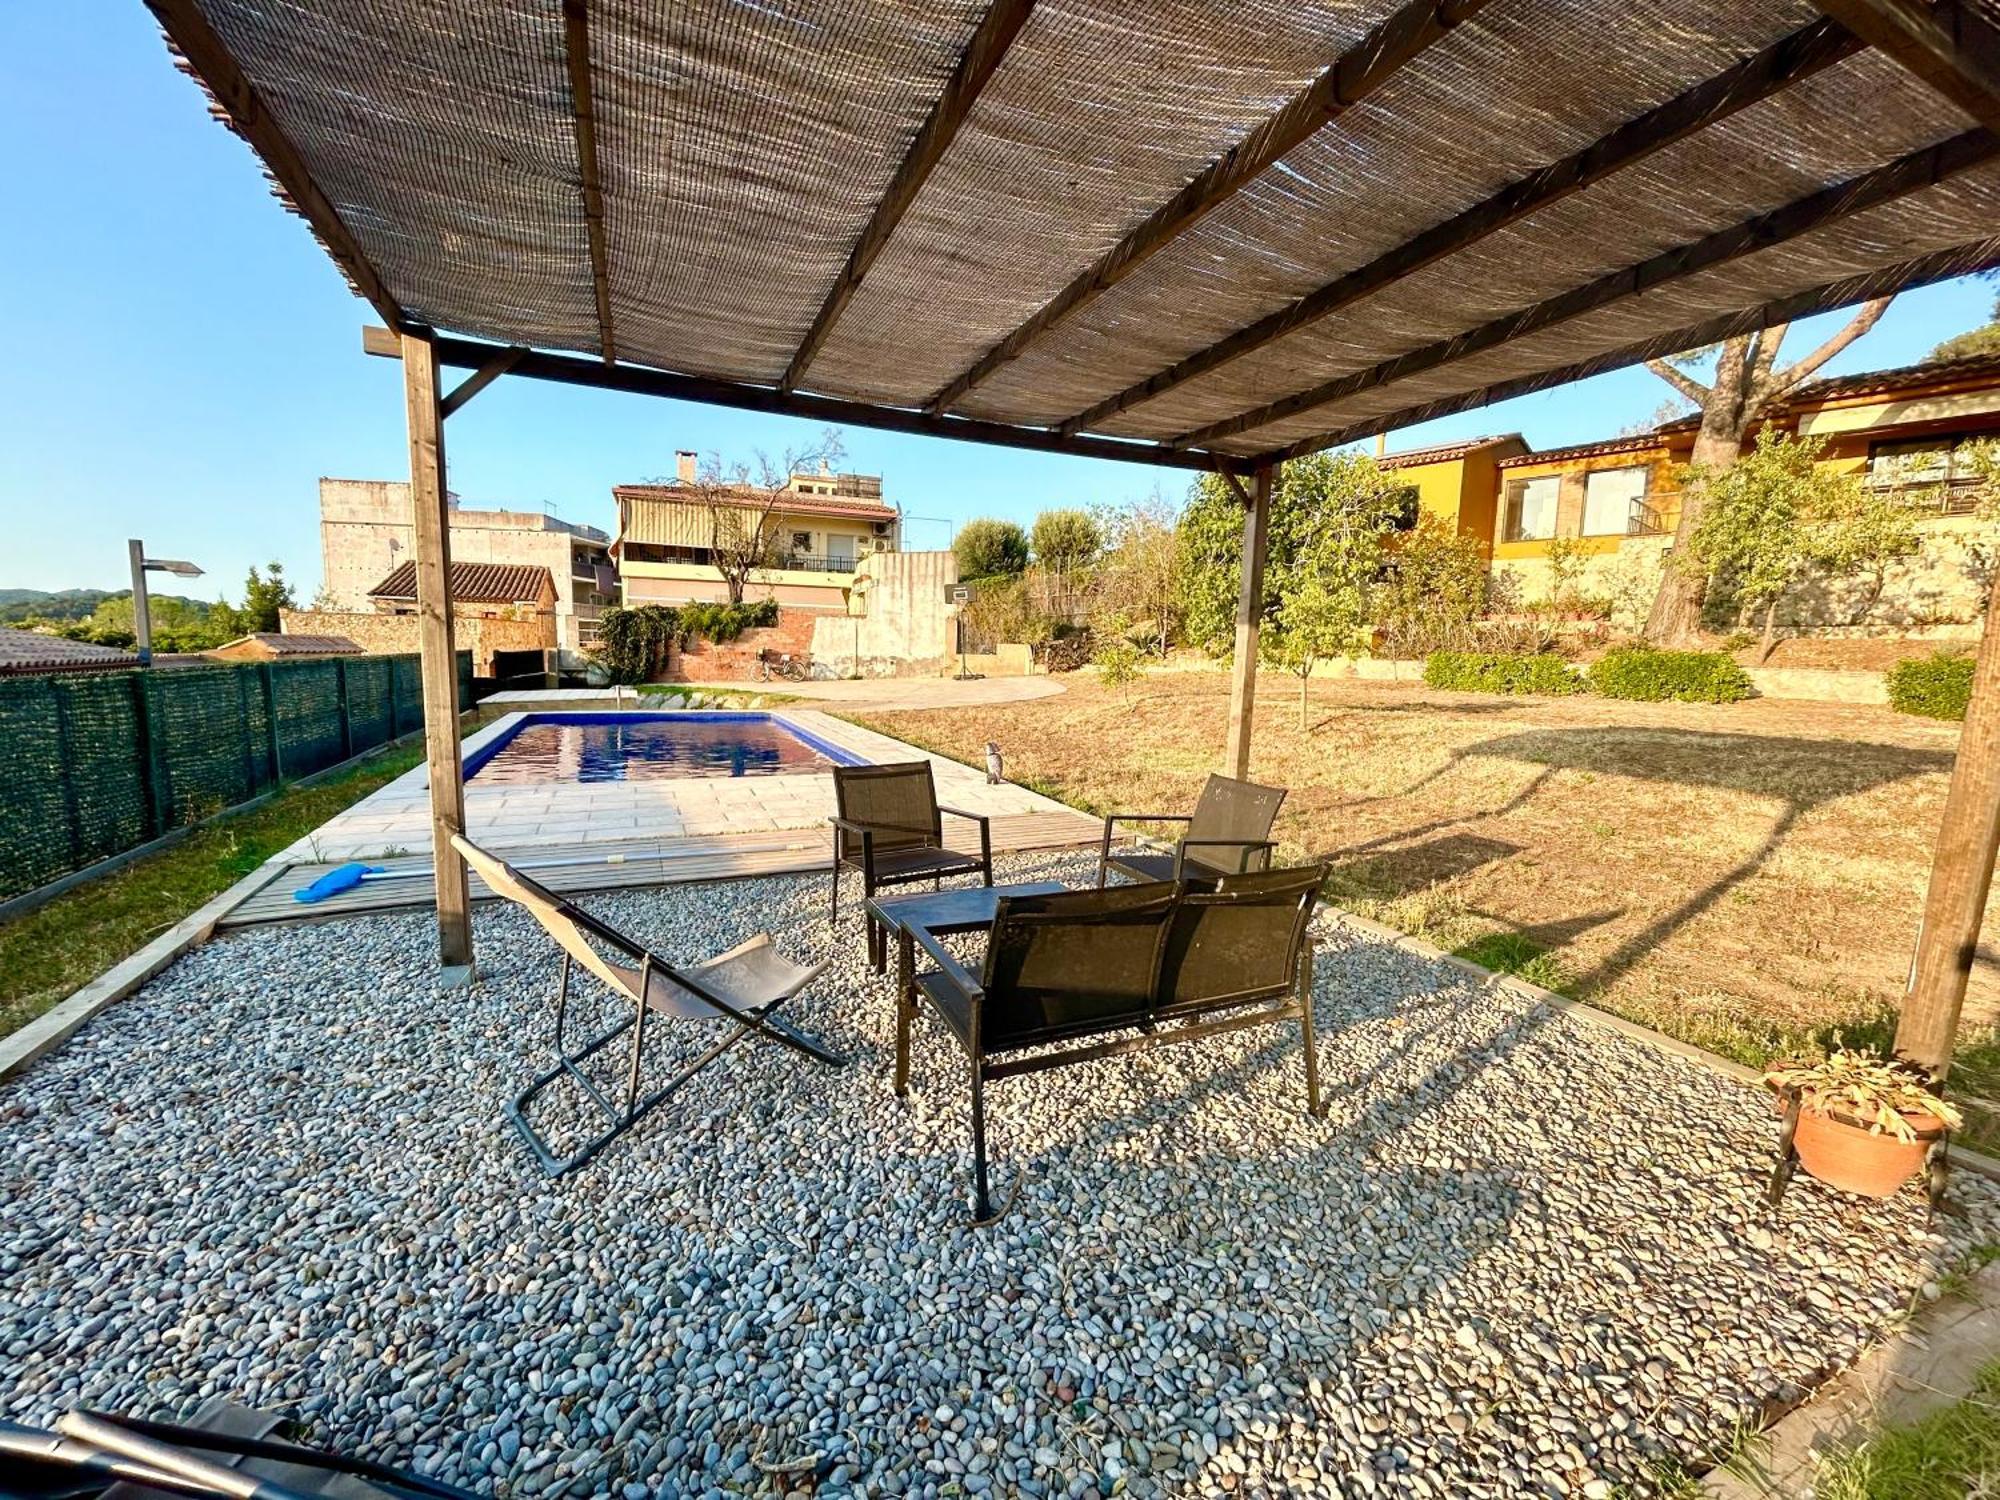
[1645,340,1753,645]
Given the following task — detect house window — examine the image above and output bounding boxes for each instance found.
[791,531,813,552]
[1868,436,1965,488]
[1583,466,1649,536]
[1503,476,1559,541]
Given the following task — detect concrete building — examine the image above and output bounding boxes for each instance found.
[612,452,901,611]
[316,478,613,665]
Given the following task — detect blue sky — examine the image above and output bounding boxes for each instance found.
[4,6,1995,600]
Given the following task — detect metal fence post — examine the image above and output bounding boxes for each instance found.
[262,664,283,784]
[134,670,167,833]
[336,659,354,761]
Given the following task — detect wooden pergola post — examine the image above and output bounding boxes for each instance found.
[1897,569,2000,1076]
[400,329,474,979]
[1223,464,1273,781]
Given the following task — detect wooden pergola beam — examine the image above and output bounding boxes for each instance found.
[1178,127,1999,450]
[1251,232,2000,462]
[362,325,1254,474]
[144,0,407,331]
[782,0,1038,393]
[440,345,526,419]
[922,0,1489,416]
[561,0,616,363]
[1814,0,2000,133]
[1222,466,1274,781]
[1057,18,1862,438]
[399,330,474,979]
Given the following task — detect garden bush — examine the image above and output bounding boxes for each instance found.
[1423,650,1583,696]
[1887,650,1975,720]
[1587,645,1751,704]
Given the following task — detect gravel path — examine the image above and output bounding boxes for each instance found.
[3,853,1995,1499]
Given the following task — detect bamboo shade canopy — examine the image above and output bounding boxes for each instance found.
[148,0,2000,472]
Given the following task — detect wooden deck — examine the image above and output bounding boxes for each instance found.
[218,808,1103,928]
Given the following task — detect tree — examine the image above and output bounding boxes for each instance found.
[672,429,844,604]
[1029,508,1101,622]
[1260,454,1406,727]
[1682,430,1918,662]
[239,562,295,633]
[1929,294,2000,363]
[1373,513,1488,659]
[1092,491,1182,655]
[1641,297,1894,643]
[1175,450,1402,660]
[953,518,1029,581]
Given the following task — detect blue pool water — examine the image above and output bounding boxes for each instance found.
[466,713,862,784]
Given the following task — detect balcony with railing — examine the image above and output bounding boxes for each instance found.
[776,552,859,573]
[1867,475,1987,516]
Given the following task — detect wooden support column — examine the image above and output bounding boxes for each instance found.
[401,329,474,979]
[1897,569,2000,1076]
[1223,465,1273,781]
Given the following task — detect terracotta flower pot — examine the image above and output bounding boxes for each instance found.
[1791,1103,1944,1198]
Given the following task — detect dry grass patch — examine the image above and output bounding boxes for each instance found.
[845,669,2000,1147]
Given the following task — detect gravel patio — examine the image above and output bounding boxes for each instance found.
[3,852,1996,1499]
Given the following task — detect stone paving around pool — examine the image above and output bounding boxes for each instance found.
[3,852,1997,1499]
[281,710,1071,863]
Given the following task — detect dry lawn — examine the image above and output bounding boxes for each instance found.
[845,667,2000,1142]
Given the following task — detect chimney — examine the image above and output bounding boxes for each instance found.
[1374,433,1387,457]
[676,450,697,484]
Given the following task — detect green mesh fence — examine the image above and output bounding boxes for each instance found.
[0,650,471,902]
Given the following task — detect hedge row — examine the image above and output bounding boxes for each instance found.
[1424,646,1752,704]
[1423,650,1584,696]
[1586,646,1753,704]
[1887,651,1975,720]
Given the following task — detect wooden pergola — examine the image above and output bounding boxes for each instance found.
[148,0,2000,1074]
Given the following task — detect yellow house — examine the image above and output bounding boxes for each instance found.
[613,452,903,610]
[1375,433,1528,556]
[1382,350,2000,627]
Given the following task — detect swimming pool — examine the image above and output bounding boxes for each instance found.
[465,712,864,784]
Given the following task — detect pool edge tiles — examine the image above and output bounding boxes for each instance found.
[462,711,869,783]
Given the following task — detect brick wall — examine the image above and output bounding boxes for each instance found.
[665,606,830,682]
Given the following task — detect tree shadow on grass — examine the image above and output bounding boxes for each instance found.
[1322,831,1522,906]
[1455,728,1954,1000]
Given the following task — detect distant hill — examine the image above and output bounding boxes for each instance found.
[0,588,214,625]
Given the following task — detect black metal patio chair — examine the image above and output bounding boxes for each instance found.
[1096,772,1285,886]
[829,760,992,966]
[900,863,1328,1221]
[454,835,845,1176]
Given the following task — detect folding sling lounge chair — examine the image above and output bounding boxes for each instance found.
[829,760,992,966]
[453,835,845,1176]
[902,863,1328,1221]
[2,1397,480,1499]
[1096,772,1285,886]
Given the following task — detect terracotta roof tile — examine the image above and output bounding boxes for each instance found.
[367,562,553,603]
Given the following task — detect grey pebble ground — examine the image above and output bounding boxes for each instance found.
[4,853,1995,1498]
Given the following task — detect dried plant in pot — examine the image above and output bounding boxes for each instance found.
[1763,1049,1962,1201]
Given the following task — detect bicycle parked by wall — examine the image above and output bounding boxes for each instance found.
[757,649,810,682]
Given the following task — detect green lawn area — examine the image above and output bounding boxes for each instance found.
[0,730,461,1042]
[1812,1359,2000,1499]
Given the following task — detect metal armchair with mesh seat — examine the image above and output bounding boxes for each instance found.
[453,835,846,1176]
[898,863,1328,1222]
[829,760,992,967]
[1096,772,1285,887]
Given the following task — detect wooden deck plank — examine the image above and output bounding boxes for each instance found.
[218,809,1102,928]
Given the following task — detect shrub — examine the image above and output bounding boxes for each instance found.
[679,598,777,643]
[1095,640,1143,692]
[1887,651,1976,720]
[1423,650,1583,696]
[1587,645,1751,704]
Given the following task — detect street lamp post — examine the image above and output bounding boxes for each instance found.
[127,539,204,666]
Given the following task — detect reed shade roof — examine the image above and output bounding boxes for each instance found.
[152,0,2000,470]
